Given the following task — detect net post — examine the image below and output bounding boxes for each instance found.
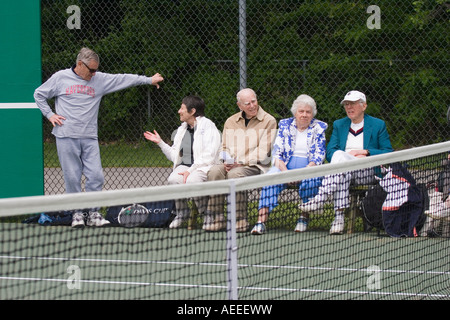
[226,180,239,300]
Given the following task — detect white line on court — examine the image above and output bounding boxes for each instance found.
[1,254,450,276]
[0,275,449,299]
[1,254,450,299]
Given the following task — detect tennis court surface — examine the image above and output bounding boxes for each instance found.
[1,141,449,300]
[1,222,449,300]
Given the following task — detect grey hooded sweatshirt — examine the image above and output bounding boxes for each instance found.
[34,67,154,138]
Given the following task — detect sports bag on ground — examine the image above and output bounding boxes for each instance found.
[23,210,73,226]
[361,162,427,237]
[106,200,175,228]
[361,183,387,233]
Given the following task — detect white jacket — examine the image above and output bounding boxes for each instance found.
[157,116,221,173]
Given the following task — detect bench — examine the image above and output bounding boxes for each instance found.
[345,184,371,233]
[186,184,373,233]
[286,183,372,234]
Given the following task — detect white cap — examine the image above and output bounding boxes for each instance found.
[340,90,366,104]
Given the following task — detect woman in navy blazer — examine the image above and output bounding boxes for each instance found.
[300,90,393,235]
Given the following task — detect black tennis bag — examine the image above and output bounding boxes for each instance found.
[106,200,175,228]
[361,163,427,237]
[361,183,387,232]
[23,210,73,226]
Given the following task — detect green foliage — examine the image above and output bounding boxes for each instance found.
[40,0,449,148]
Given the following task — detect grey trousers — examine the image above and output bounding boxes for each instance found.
[56,137,104,194]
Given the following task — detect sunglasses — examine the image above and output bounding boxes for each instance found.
[82,61,98,73]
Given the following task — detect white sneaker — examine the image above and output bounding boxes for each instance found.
[202,213,214,230]
[329,217,344,235]
[87,211,111,227]
[71,211,85,228]
[425,190,450,221]
[294,217,308,232]
[251,222,266,235]
[169,216,185,229]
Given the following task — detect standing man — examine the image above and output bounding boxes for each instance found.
[299,90,393,235]
[204,88,277,232]
[34,47,164,228]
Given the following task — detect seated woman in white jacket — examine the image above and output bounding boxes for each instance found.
[144,96,221,228]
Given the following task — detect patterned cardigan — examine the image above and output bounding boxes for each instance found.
[272,117,328,166]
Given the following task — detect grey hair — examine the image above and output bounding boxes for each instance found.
[76,47,99,65]
[291,94,317,117]
[236,88,257,102]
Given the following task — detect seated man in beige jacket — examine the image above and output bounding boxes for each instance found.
[204,88,277,232]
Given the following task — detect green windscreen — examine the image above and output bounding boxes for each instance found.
[0,2,44,198]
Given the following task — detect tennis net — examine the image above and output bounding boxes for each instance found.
[0,141,449,300]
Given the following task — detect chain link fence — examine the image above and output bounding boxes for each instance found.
[40,0,449,194]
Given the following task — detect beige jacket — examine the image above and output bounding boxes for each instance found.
[221,106,277,173]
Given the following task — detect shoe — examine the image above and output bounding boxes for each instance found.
[236,219,249,233]
[203,219,226,232]
[203,221,226,231]
[294,217,308,232]
[329,217,344,235]
[71,211,85,228]
[169,214,187,229]
[425,190,450,221]
[298,197,324,213]
[86,211,111,227]
[202,213,214,231]
[251,222,266,235]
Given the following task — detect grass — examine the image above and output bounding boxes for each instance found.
[44,141,172,168]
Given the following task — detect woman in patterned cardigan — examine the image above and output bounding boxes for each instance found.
[251,94,328,235]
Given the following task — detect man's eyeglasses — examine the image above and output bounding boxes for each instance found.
[82,61,98,74]
[343,101,361,108]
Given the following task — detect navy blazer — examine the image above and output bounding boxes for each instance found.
[326,114,393,163]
